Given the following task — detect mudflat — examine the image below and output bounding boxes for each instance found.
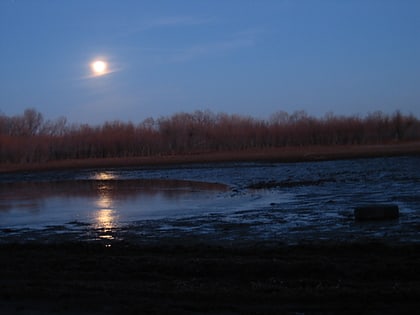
[1,241,420,314]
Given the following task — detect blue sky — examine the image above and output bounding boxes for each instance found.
[1,0,419,124]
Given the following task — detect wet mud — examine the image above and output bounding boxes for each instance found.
[1,241,420,314]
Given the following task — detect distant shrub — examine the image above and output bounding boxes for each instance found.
[1,108,419,164]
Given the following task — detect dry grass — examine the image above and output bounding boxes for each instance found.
[1,142,420,173]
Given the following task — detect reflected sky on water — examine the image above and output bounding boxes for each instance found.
[0,173,229,229]
[1,157,420,243]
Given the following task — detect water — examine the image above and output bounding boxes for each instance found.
[1,156,419,244]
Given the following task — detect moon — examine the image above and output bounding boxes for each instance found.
[91,60,108,76]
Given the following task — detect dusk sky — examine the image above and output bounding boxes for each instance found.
[1,0,419,124]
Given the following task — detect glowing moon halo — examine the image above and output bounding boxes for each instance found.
[90,60,108,76]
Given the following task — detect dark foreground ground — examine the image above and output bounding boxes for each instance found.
[1,241,420,314]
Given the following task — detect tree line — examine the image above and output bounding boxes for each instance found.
[1,108,419,164]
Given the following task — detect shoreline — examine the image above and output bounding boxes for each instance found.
[1,142,420,173]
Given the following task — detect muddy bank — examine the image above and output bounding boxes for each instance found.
[2,142,420,173]
[1,241,420,314]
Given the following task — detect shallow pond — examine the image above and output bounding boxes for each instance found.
[1,156,420,244]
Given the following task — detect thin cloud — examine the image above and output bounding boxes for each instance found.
[123,15,214,35]
[170,37,255,62]
[146,16,214,28]
[77,64,124,81]
[123,28,258,65]
[118,17,261,64]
